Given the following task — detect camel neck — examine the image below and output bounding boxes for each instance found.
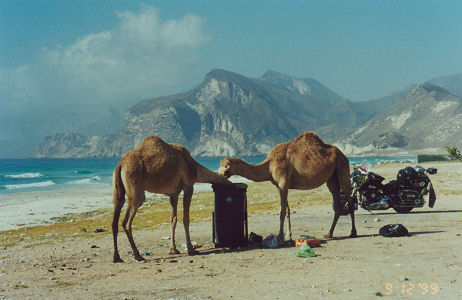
[195,162,227,184]
[237,159,271,182]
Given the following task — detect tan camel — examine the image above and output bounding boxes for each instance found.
[112,136,230,263]
[218,132,357,241]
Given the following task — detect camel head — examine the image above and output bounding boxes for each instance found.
[218,157,243,178]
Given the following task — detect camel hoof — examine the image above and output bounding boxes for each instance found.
[187,248,200,256]
[169,248,180,255]
[349,232,358,238]
[135,255,146,262]
[285,239,295,246]
[113,257,124,263]
[323,233,333,239]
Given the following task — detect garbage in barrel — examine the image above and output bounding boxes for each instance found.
[212,183,248,247]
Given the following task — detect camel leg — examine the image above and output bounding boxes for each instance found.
[286,198,292,241]
[169,194,180,255]
[122,196,145,261]
[348,196,357,238]
[340,182,357,238]
[337,159,357,238]
[112,195,125,263]
[278,187,289,241]
[182,186,199,255]
[324,176,341,238]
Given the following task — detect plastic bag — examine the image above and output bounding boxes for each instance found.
[262,234,282,248]
[294,244,317,257]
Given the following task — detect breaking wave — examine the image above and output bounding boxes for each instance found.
[67,176,102,185]
[5,173,44,179]
[5,180,55,190]
[73,170,92,174]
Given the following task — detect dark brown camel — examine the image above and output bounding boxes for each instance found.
[218,132,357,241]
[112,136,230,262]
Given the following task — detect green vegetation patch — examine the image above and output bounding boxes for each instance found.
[418,154,448,163]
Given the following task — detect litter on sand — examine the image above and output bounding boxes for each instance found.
[262,234,283,248]
[294,244,317,257]
[295,237,321,248]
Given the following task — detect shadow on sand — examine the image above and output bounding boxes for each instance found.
[362,209,462,216]
[322,229,446,241]
[144,229,446,263]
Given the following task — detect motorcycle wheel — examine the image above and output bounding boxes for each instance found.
[393,207,413,214]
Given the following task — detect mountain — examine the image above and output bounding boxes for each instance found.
[258,70,380,139]
[336,83,462,155]
[32,70,462,158]
[34,69,370,158]
[260,70,348,103]
[429,72,462,98]
[348,72,462,124]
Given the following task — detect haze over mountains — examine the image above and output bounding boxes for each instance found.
[7,69,462,158]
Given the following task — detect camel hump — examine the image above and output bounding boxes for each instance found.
[120,136,181,174]
[295,132,326,146]
[139,136,169,148]
[130,136,176,162]
[293,131,331,154]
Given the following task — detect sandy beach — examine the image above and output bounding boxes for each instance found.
[1,162,461,299]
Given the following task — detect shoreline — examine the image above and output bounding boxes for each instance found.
[0,176,251,231]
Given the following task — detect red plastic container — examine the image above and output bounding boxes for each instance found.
[296,238,321,248]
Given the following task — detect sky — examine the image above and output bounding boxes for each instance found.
[1,0,462,117]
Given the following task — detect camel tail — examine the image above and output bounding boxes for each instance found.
[336,150,352,197]
[112,163,126,262]
[336,148,357,237]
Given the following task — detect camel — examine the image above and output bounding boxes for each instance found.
[218,132,357,241]
[112,136,230,263]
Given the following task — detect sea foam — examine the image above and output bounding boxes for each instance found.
[5,172,44,179]
[5,180,55,190]
[67,176,102,185]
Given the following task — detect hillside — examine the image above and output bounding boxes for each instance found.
[336,83,462,155]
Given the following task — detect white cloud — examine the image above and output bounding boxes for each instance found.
[1,4,210,114]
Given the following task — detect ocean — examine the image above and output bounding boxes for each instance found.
[0,156,417,195]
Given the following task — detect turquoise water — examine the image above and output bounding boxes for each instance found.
[0,156,416,195]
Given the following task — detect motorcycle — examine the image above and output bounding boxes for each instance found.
[338,163,437,214]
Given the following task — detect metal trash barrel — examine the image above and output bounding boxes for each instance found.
[212,183,248,247]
